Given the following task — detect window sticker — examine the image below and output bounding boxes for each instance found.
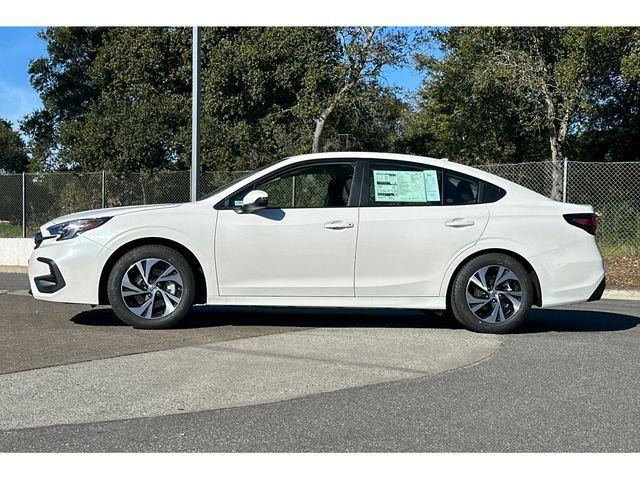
[373,170,426,202]
[423,170,441,202]
[373,169,440,203]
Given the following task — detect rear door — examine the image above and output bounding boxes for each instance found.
[355,160,489,297]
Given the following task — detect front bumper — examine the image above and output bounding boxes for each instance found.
[28,235,109,304]
[33,257,66,293]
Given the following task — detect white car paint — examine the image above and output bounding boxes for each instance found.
[355,204,489,297]
[27,152,605,313]
[216,207,359,296]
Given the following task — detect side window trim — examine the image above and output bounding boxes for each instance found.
[215,159,363,210]
[359,159,372,207]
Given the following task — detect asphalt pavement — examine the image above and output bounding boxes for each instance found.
[1,272,639,452]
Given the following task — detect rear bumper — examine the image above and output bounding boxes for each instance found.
[531,237,605,308]
[587,276,606,302]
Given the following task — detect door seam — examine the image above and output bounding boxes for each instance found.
[352,207,361,298]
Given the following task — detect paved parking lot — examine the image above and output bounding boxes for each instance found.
[1,273,639,452]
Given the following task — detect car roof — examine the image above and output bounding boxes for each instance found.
[284,151,448,165]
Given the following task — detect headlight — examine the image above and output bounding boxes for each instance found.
[47,217,112,241]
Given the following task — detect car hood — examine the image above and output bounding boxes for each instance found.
[41,204,181,232]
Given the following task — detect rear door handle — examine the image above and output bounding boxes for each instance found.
[445,218,475,228]
[324,220,355,230]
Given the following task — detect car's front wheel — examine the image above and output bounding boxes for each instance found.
[107,245,196,329]
[449,253,533,333]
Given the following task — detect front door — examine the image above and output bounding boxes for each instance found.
[215,161,359,297]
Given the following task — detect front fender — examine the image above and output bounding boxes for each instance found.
[88,208,218,297]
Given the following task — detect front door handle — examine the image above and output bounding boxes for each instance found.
[324,220,355,230]
[445,218,475,228]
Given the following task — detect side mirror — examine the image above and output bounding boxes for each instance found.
[235,190,268,213]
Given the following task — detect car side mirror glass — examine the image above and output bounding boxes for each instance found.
[235,190,268,213]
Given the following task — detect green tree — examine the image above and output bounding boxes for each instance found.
[567,28,640,164]
[307,27,412,153]
[23,27,411,173]
[0,119,29,173]
[23,27,191,172]
[408,27,639,199]
[199,27,340,170]
[60,27,192,172]
[22,27,110,171]
[199,27,410,168]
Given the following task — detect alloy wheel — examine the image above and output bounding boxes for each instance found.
[465,265,523,323]
[120,258,184,319]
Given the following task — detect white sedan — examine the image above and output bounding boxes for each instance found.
[27,152,605,333]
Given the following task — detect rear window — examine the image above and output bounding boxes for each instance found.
[481,182,507,203]
[443,172,479,205]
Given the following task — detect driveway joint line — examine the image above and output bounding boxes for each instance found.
[195,343,436,375]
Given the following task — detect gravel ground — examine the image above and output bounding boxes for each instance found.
[604,255,640,290]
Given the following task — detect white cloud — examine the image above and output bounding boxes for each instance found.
[0,80,42,129]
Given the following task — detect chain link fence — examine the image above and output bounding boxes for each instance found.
[1,161,639,255]
[476,161,559,199]
[0,170,247,237]
[476,161,640,255]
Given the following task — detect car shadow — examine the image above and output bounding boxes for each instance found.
[71,306,459,329]
[70,302,640,333]
[519,307,640,333]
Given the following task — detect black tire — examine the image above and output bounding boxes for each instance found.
[449,253,533,334]
[107,245,196,329]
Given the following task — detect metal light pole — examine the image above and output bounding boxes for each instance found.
[190,26,201,202]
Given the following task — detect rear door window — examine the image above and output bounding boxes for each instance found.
[368,161,442,207]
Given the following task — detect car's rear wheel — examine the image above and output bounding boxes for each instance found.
[107,245,195,329]
[450,253,533,333]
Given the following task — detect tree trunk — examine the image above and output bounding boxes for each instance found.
[539,80,565,201]
[249,141,261,170]
[549,134,564,201]
[312,82,353,153]
[312,104,335,153]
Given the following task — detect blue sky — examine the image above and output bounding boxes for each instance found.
[0,27,423,131]
[0,27,47,129]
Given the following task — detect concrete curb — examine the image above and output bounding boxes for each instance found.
[602,289,640,301]
[0,265,27,273]
[0,238,32,268]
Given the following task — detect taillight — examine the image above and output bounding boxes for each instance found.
[563,213,597,235]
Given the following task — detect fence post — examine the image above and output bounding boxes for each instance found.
[291,176,296,207]
[22,172,26,238]
[102,170,106,208]
[562,158,568,203]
